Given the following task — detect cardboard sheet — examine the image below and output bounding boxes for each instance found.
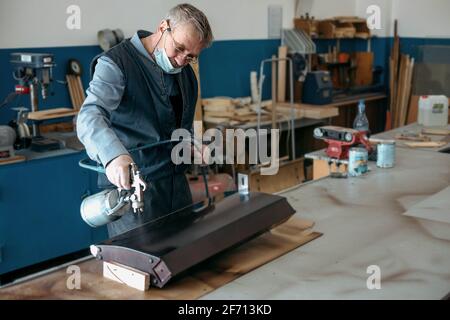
[0,217,322,299]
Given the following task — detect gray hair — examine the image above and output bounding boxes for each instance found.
[165,3,213,48]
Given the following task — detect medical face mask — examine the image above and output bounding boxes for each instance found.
[154,31,182,74]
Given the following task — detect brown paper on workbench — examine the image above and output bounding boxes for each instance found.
[0,217,322,300]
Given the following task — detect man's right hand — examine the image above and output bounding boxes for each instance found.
[105,154,134,190]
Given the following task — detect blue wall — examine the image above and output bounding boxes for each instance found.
[0,39,281,125]
[1,36,450,125]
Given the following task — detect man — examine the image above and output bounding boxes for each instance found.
[77,4,213,237]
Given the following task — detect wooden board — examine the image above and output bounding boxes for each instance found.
[272,55,277,129]
[421,128,450,136]
[103,261,150,291]
[202,98,234,108]
[277,46,288,103]
[404,141,447,148]
[0,155,26,165]
[248,158,305,194]
[191,62,203,128]
[353,52,373,86]
[275,103,339,119]
[406,95,419,124]
[27,108,78,121]
[0,217,322,299]
[66,75,85,111]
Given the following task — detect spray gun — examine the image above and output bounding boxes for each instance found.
[80,162,147,227]
[78,138,212,228]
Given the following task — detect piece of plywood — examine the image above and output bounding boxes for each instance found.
[0,155,26,165]
[404,141,446,148]
[353,52,373,86]
[249,158,305,193]
[406,95,419,124]
[27,108,78,121]
[275,102,339,119]
[277,46,288,103]
[272,55,277,129]
[103,261,150,291]
[66,75,86,111]
[0,217,322,299]
[421,128,450,136]
[403,186,450,241]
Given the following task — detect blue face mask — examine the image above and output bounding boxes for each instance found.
[154,33,182,74]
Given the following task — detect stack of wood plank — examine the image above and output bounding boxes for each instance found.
[202,97,339,125]
[66,74,86,111]
[389,20,415,129]
[202,97,272,125]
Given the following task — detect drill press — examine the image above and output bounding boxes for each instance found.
[10,52,62,152]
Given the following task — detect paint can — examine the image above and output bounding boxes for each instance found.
[348,147,368,177]
[377,140,396,168]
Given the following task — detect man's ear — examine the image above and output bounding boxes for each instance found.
[159,19,171,33]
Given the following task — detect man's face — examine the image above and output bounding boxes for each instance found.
[159,22,204,68]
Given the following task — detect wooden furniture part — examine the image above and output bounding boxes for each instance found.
[274,102,339,119]
[404,141,447,148]
[272,55,277,129]
[248,158,305,193]
[277,46,288,103]
[66,75,86,111]
[353,52,374,86]
[103,261,150,292]
[27,108,78,121]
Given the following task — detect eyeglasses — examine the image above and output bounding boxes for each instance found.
[167,31,198,64]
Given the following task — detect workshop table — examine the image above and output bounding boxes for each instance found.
[202,146,450,299]
[375,123,450,153]
[1,141,449,299]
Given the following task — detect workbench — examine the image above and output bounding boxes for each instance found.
[202,146,450,299]
[1,132,448,299]
[375,123,450,153]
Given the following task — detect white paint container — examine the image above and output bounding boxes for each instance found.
[348,147,368,177]
[377,140,396,168]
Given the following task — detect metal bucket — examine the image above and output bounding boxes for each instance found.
[377,140,396,168]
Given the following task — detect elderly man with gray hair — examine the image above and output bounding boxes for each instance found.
[77,3,213,237]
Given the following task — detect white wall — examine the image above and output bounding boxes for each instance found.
[391,0,450,38]
[2,0,450,49]
[0,0,296,49]
[295,0,356,19]
[297,0,450,38]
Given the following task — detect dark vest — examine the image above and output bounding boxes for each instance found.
[93,30,198,186]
